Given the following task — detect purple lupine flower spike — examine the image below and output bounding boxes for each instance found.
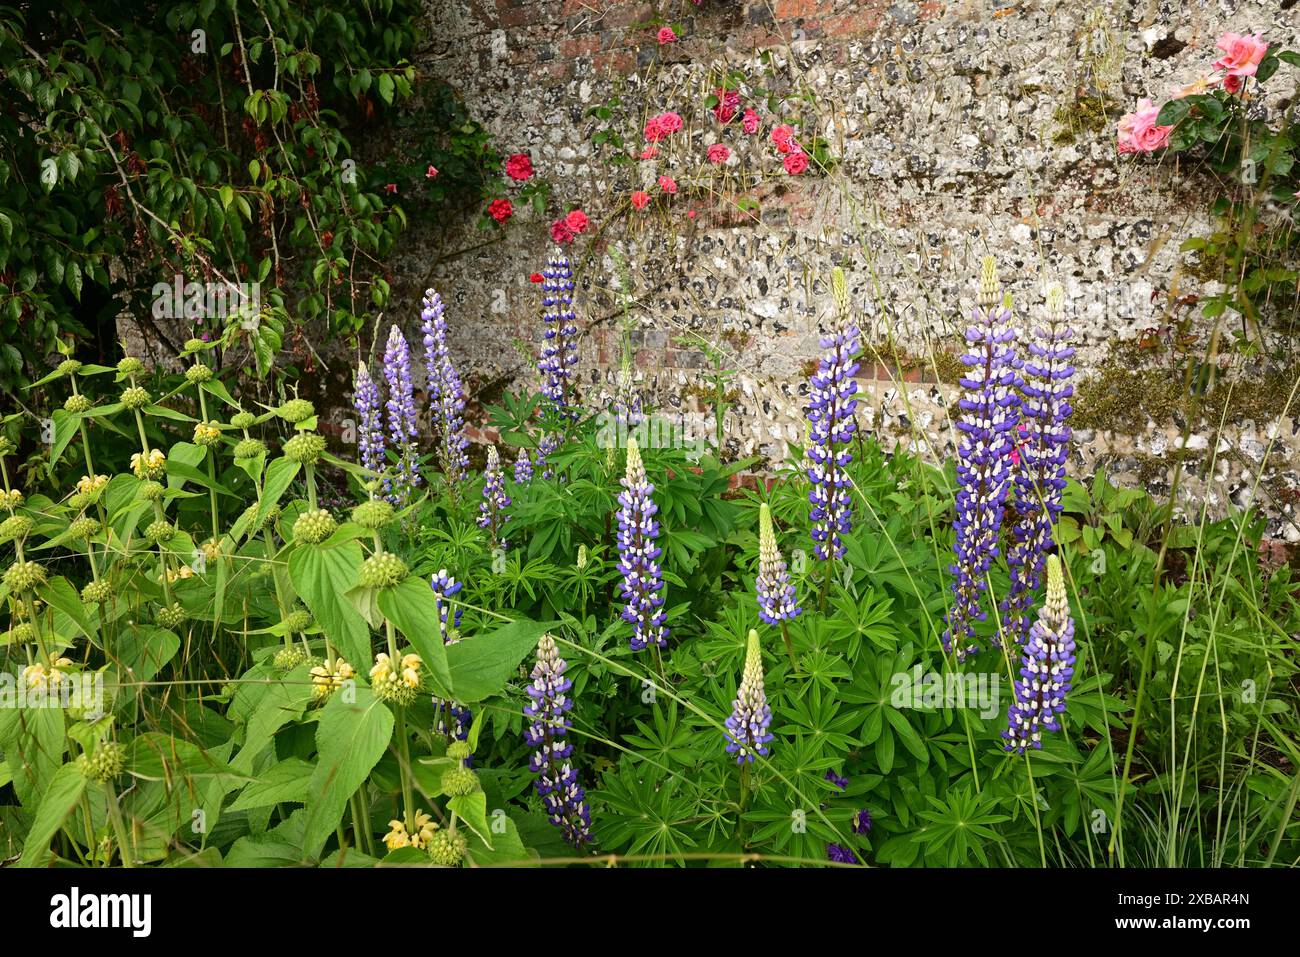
[1003,284,1074,644]
[430,570,471,742]
[421,288,470,487]
[537,251,579,416]
[478,445,511,550]
[943,257,1021,661]
[1003,554,1076,753]
[827,843,860,864]
[806,271,860,563]
[524,633,592,848]
[382,324,421,504]
[756,503,801,624]
[536,432,560,481]
[513,449,533,484]
[353,361,385,477]
[616,437,668,651]
[724,629,773,763]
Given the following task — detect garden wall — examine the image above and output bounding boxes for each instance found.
[393,0,1300,539]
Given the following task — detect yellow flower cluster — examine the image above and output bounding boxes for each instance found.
[130,448,167,480]
[164,564,195,584]
[1,489,23,508]
[310,657,356,700]
[76,474,109,497]
[370,651,422,690]
[383,810,438,851]
[22,652,74,690]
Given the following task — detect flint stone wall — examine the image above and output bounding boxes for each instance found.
[390,0,1300,538]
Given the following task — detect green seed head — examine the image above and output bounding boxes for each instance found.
[358,551,407,589]
[282,432,325,465]
[67,492,90,510]
[293,508,337,546]
[156,602,188,629]
[116,356,145,377]
[81,580,113,604]
[426,829,467,867]
[276,398,315,424]
[233,437,266,459]
[185,362,213,384]
[446,740,472,761]
[282,609,312,633]
[69,517,100,540]
[121,386,150,410]
[57,359,83,377]
[4,622,36,644]
[0,437,14,457]
[144,519,175,544]
[0,515,33,542]
[440,764,481,797]
[229,411,257,430]
[77,741,125,783]
[139,480,165,502]
[183,338,206,353]
[351,499,395,530]
[4,560,47,594]
[64,393,92,414]
[273,646,309,670]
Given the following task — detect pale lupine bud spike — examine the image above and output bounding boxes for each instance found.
[756,503,801,625]
[524,633,592,848]
[943,260,1022,660]
[978,255,1000,310]
[831,265,849,315]
[724,630,773,764]
[1003,283,1075,644]
[616,437,668,651]
[1003,554,1076,754]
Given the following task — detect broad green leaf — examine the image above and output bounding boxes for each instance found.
[376,577,451,692]
[289,541,370,665]
[302,687,394,857]
[18,762,86,866]
[443,617,555,703]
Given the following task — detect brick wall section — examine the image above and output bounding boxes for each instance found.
[386,0,1300,538]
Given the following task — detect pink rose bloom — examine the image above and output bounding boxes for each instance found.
[742,108,760,135]
[706,144,731,164]
[687,209,696,219]
[783,150,809,175]
[645,111,683,142]
[550,219,575,244]
[1212,32,1268,78]
[425,164,439,179]
[712,88,740,124]
[658,175,678,194]
[639,146,659,160]
[1116,99,1172,155]
[505,153,534,181]
[657,27,677,45]
[631,190,650,209]
[384,183,397,194]
[565,209,589,233]
[771,124,797,154]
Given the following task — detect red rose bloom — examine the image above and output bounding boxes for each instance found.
[505,153,534,181]
[426,164,439,179]
[529,272,544,283]
[565,209,589,233]
[783,150,809,175]
[550,219,576,244]
[384,183,398,194]
[658,175,678,194]
[707,144,731,165]
[631,190,650,209]
[488,198,513,224]
[771,124,796,154]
